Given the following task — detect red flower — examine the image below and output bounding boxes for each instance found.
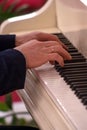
[0,0,47,12]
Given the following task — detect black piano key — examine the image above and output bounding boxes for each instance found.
[64,57,86,63]
[58,68,84,73]
[70,52,83,56]
[81,96,87,105]
[75,87,87,93]
[55,61,87,69]
[70,55,84,59]
[70,81,87,88]
[67,44,75,47]
[68,49,79,53]
[64,73,87,79]
[75,88,87,93]
[60,70,87,76]
[67,78,87,84]
[66,75,87,79]
[82,99,87,105]
[68,49,78,53]
[59,71,87,78]
[70,84,87,91]
[55,33,65,39]
[60,39,71,44]
[71,84,87,91]
[64,75,87,83]
[68,46,77,49]
[57,66,87,72]
[75,88,87,96]
[71,83,87,87]
[58,37,71,43]
[64,62,87,66]
[76,91,87,99]
[64,62,87,68]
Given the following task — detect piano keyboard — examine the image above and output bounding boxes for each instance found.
[55,33,87,108]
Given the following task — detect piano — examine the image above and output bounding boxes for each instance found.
[0,0,87,129]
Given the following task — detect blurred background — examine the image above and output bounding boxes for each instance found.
[0,0,47,23]
[0,0,47,127]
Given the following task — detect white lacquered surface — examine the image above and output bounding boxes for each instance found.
[34,62,87,130]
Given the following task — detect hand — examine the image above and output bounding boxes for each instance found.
[15,39,72,68]
[16,31,65,46]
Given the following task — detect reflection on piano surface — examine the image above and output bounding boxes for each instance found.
[0,0,87,130]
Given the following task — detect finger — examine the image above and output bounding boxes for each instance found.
[48,53,64,67]
[42,40,68,51]
[45,45,72,60]
[41,41,61,47]
[55,46,72,60]
[37,32,59,42]
[57,38,68,50]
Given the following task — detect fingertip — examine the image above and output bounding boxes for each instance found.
[59,61,64,67]
[69,55,72,60]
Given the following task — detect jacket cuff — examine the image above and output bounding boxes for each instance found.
[0,35,15,51]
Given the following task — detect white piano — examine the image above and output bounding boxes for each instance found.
[0,0,87,130]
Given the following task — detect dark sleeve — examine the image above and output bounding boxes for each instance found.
[0,49,26,96]
[0,35,15,51]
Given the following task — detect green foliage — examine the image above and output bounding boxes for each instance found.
[0,93,38,128]
[5,94,12,110]
[0,117,6,125]
[11,114,29,126]
[0,94,13,111]
[0,102,10,111]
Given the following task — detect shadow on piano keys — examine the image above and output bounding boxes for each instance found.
[0,0,87,130]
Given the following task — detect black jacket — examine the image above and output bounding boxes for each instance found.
[0,35,26,96]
